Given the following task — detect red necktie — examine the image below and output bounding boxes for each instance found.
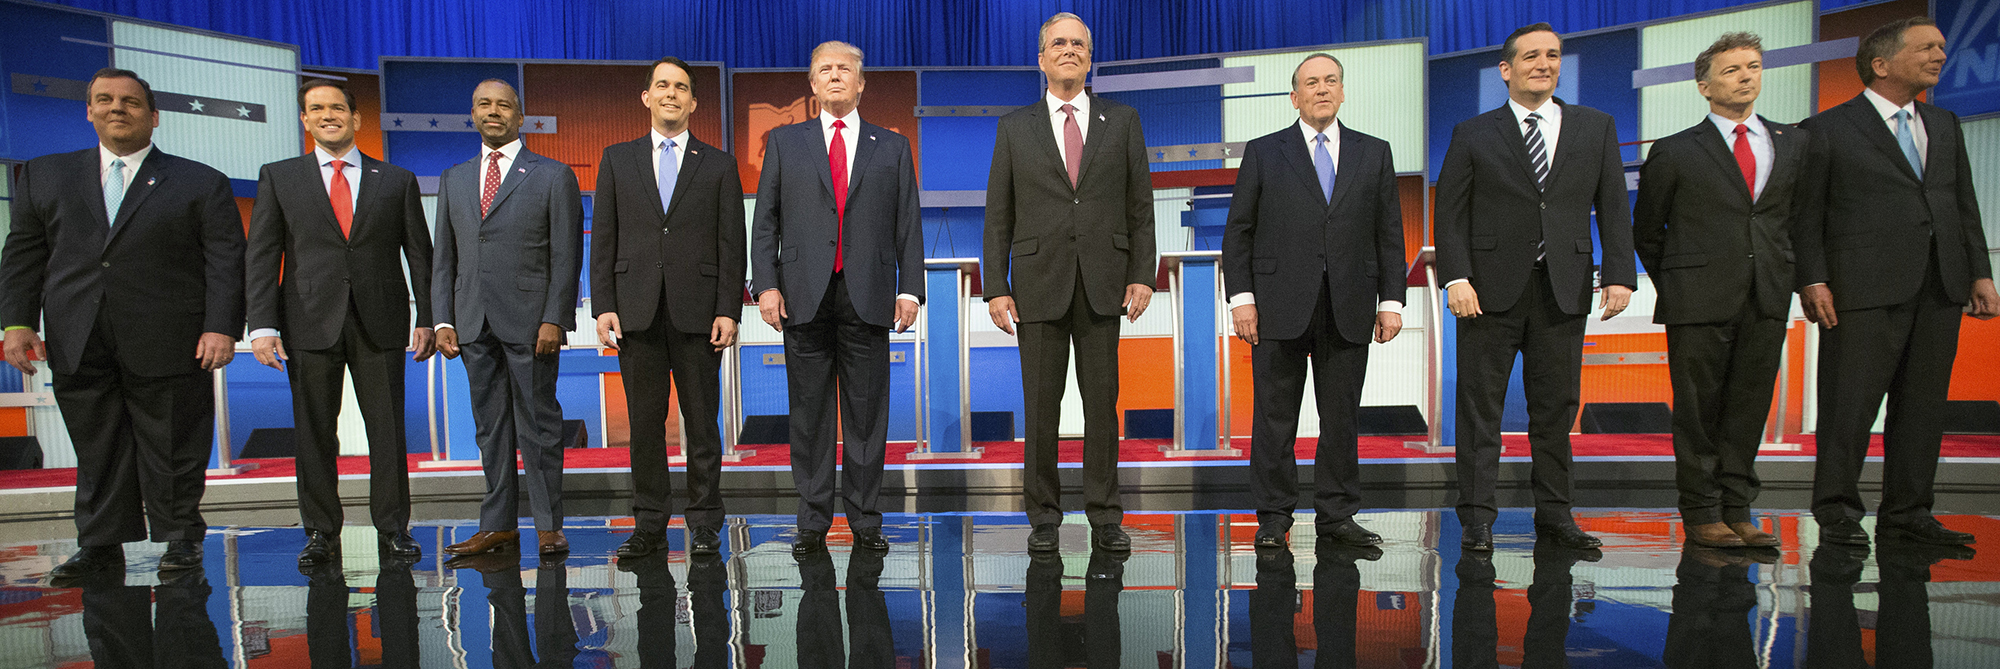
[1061,104,1082,188]
[829,119,848,274]
[480,150,503,218]
[1733,124,1756,201]
[328,159,353,238]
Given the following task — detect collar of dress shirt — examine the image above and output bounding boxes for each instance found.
[1861,87,1918,123]
[481,138,523,163]
[1507,97,1561,126]
[1297,118,1341,152]
[315,144,361,168]
[100,143,153,175]
[819,108,861,138]
[650,127,690,152]
[1706,112,1767,141]
[1046,89,1090,119]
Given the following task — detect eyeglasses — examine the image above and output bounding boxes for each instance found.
[1045,37,1090,54]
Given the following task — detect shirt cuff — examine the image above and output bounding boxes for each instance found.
[897,293,920,304]
[2,326,29,332]
[1443,279,1469,289]
[1802,283,1826,289]
[1378,300,1403,313]
[248,328,281,341]
[1227,292,1255,310]
[435,323,454,331]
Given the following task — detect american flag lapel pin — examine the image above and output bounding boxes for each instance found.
[1098,114,1106,122]
[869,135,876,141]
[146,178,156,186]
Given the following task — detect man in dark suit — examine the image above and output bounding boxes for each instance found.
[1634,34,1804,550]
[984,12,1156,553]
[246,79,434,567]
[750,41,924,557]
[592,57,745,560]
[1,68,243,579]
[1223,53,1408,551]
[1436,23,1637,552]
[432,79,585,557]
[1796,16,1997,547]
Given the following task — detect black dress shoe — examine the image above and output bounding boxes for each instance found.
[379,531,422,558]
[689,526,722,555]
[298,530,340,568]
[49,545,124,581]
[854,527,890,551]
[1316,540,1385,562]
[1879,517,1976,545]
[1536,523,1603,549]
[1819,518,1870,546]
[1253,526,1288,550]
[1093,523,1131,552]
[159,540,203,571]
[616,531,668,559]
[1321,519,1383,546]
[1027,523,1060,552]
[1461,523,1495,552]
[792,529,827,557]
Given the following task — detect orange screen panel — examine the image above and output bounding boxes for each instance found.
[732,70,920,194]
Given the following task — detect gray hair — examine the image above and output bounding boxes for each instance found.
[1291,52,1345,89]
[809,41,866,78]
[1694,32,1763,82]
[1038,12,1093,53]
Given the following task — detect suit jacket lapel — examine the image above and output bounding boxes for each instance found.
[1076,94,1112,189]
[1917,102,1952,181]
[302,155,346,239]
[1543,100,1584,192]
[804,123,835,203]
[1491,107,1540,188]
[1761,116,1798,204]
[1691,120,1753,203]
[106,152,165,248]
[484,150,536,220]
[1022,102,1071,191]
[1846,96,1921,184]
[663,140,703,223]
[83,152,113,231]
[1277,128,1324,206]
[1325,124,1363,212]
[844,124,882,202]
[631,137,668,221]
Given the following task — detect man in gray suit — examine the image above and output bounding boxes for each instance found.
[984,12,1157,553]
[432,79,584,557]
[750,42,924,557]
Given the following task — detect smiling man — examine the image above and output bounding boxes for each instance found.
[246,79,435,568]
[1,68,244,580]
[1795,17,1997,547]
[591,58,744,559]
[1435,23,1637,553]
[431,78,584,558]
[1634,33,1807,549]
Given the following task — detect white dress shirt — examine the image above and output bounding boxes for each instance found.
[1706,112,1774,201]
[251,145,368,341]
[1862,87,1927,169]
[437,139,526,331]
[650,127,690,184]
[1047,89,1091,166]
[1227,118,1401,315]
[99,143,152,202]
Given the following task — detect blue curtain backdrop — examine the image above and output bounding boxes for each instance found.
[51,0,1882,70]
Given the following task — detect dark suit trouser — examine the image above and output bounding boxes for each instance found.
[1247,562,1298,668]
[1525,549,1579,668]
[1805,552,1870,669]
[1663,555,1758,669]
[1812,252,1960,526]
[634,558,680,667]
[785,275,890,532]
[1314,553,1363,669]
[1451,554,1499,669]
[460,327,565,532]
[796,554,844,669]
[845,550,893,667]
[376,565,422,669]
[1667,301,1787,525]
[1018,278,1123,527]
[83,580,225,668]
[291,302,412,534]
[55,317,212,545]
[620,295,726,533]
[307,571,353,668]
[1251,286,1370,530]
[485,561,577,668]
[1454,265,1587,528]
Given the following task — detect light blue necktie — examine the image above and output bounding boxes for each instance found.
[104,157,126,227]
[1893,109,1923,179]
[1312,132,1334,203]
[658,139,679,215]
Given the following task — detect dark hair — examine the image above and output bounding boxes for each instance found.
[297,78,356,112]
[1694,32,1764,82]
[647,57,698,93]
[1856,16,1938,85]
[473,78,521,107]
[87,67,156,111]
[1290,52,1345,89]
[1501,22,1560,62]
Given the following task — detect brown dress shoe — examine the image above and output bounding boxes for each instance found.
[442,531,520,556]
[1688,522,1747,548]
[1729,522,1781,547]
[538,530,569,554]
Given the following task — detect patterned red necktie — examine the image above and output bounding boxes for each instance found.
[829,120,848,273]
[328,159,353,238]
[1733,124,1756,201]
[480,150,502,218]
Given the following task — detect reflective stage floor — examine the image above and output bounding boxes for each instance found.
[2,493,1998,668]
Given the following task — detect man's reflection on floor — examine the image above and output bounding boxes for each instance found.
[1808,540,1974,669]
[625,550,733,668]
[1247,549,1299,668]
[1026,549,1127,668]
[1663,545,1767,668]
[306,557,421,668]
[1249,542,1382,668]
[80,568,227,668]
[1453,542,1601,669]
[454,553,577,668]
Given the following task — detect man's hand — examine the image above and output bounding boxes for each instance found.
[1801,284,1838,328]
[252,335,288,371]
[1970,278,2000,320]
[758,291,788,332]
[410,327,436,362]
[535,323,564,357]
[196,333,234,371]
[596,313,623,351]
[1231,304,1259,345]
[3,329,45,376]
[1448,283,1482,318]
[1599,285,1633,321]
[1375,310,1403,343]
[1124,284,1154,322]
[987,296,1020,335]
[436,328,460,359]
[894,299,919,333]
[710,316,738,352]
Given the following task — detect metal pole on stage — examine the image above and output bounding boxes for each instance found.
[418,352,476,468]
[207,363,257,475]
[1159,250,1236,457]
[1761,319,1801,452]
[1411,248,1450,453]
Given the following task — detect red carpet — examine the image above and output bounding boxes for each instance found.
[1,433,1996,491]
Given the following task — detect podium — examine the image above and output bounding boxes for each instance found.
[912,258,984,459]
[1157,250,1240,457]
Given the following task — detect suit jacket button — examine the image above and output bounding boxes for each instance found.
[1539,202,1547,210]
[101,261,110,267]
[828,240,836,246]
[655,262,663,268]
[1073,198,1080,204]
